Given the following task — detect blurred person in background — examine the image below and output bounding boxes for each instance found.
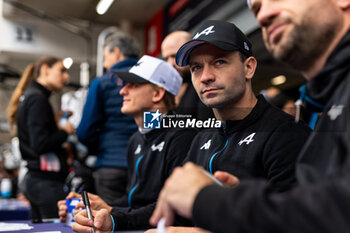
[7,56,75,221]
[76,31,140,204]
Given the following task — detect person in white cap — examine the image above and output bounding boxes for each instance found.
[69,55,197,232]
[151,0,350,232]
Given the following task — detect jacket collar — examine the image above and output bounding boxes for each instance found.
[306,29,350,106]
[30,80,51,98]
[110,57,139,71]
[222,95,269,134]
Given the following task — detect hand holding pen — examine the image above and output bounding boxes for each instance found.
[72,191,114,233]
[82,191,95,233]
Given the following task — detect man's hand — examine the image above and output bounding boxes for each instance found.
[150,162,215,227]
[72,208,112,233]
[75,193,112,213]
[58,192,82,223]
[58,192,112,223]
[214,171,239,187]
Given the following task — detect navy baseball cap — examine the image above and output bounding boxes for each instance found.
[176,20,252,67]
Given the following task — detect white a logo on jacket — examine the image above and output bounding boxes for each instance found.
[200,139,212,150]
[151,141,165,152]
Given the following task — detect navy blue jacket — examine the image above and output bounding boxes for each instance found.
[77,58,138,168]
[110,126,197,230]
[186,95,311,193]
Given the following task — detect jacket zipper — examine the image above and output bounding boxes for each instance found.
[128,155,143,207]
[209,137,229,174]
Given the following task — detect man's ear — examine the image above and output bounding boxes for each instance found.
[244,56,257,80]
[152,87,166,103]
[338,0,350,9]
[113,47,122,60]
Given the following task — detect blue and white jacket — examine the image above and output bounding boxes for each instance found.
[77,58,138,169]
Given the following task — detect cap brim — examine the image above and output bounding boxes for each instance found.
[114,71,150,84]
[176,40,244,67]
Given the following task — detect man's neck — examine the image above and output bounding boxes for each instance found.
[213,93,257,123]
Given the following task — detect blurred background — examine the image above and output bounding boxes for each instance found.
[0,0,305,145]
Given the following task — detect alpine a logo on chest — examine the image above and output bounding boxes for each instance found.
[327,105,344,120]
[238,133,256,146]
[151,141,165,152]
[134,144,141,154]
[200,139,212,150]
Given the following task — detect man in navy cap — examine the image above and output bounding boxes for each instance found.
[149,19,310,231]
[151,0,350,232]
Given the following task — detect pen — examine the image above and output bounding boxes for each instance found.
[82,191,95,233]
[202,170,225,187]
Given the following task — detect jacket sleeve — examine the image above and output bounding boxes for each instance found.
[111,203,156,230]
[76,79,103,149]
[262,121,311,192]
[193,177,350,233]
[26,95,67,155]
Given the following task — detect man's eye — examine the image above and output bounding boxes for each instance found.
[215,60,225,65]
[190,65,201,72]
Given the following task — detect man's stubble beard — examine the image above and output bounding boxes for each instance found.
[267,15,341,73]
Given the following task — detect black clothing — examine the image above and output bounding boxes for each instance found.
[23,172,66,221]
[93,167,127,203]
[187,95,311,192]
[18,81,68,180]
[192,30,350,233]
[17,80,68,219]
[110,127,197,230]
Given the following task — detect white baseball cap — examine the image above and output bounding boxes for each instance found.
[114,55,182,96]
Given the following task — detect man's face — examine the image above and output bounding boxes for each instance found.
[249,0,342,71]
[188,44,247,109]
[120,83,156,116]
[161,36,191,81]
[103,47,117,70]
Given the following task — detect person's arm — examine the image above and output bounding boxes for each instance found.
[151,162,350,233]
[192,177,350,233]
[26,95,67,154]
[76,79,104,148]
[110,203,156,230]
[262,121,310,192]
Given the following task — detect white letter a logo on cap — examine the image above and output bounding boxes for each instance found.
[193,26,215,39]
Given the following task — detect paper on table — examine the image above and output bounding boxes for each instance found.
[33,231,62,233]
[0,222,33,231]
